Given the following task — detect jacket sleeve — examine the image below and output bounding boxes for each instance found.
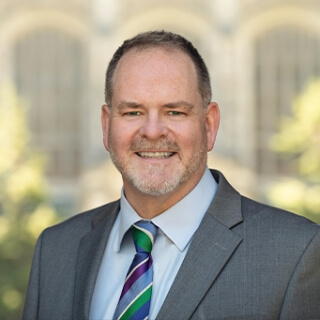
[280,229,320,319]
[22,231,45,320]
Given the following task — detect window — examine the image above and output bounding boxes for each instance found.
[254,27,320,176]
[14,29,86,178]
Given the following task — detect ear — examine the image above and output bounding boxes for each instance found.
[205,102,220,151]
[101,104,110,151]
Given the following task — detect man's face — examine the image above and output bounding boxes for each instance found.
[102,47,219,198]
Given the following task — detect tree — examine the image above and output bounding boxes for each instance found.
[268,79,320,224]
[0,84,60,319]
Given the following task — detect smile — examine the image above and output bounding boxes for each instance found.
[137,151,174,158]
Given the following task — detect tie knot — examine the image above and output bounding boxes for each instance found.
[132,220,158,254]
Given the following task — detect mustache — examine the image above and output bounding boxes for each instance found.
[130,139,180,152]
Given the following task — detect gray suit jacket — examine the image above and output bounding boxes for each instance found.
[22,170,320,320]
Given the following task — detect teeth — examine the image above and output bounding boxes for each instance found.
[138,152,173,158]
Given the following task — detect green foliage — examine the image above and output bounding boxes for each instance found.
[268,79,320,224]
[0,84,60,319]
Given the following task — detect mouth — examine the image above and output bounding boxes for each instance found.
[136,151,175,159]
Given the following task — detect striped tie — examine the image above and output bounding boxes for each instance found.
[113,220,158,320]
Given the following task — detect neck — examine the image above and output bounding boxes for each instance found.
[123,169,205,219]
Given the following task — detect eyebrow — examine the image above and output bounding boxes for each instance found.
[116,101,142,111]
[163,101,195,111]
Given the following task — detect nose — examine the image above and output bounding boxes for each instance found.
[139,113,169,140]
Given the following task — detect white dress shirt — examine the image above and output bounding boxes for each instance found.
[89,168,217,320]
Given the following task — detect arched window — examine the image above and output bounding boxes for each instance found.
[14,29,86,178]
[254,27,320,176]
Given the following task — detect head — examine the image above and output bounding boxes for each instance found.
[102,31,220,204]
[105,30,212,108]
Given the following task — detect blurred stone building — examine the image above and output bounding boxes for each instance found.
[1,0,320,212]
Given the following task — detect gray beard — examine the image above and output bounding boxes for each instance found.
[109,138,207,196]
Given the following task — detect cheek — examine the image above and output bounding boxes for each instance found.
[191,125,208,153]
[174,123,205,150]
[108,121,135,151]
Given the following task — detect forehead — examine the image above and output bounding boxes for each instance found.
[113,46,198,86]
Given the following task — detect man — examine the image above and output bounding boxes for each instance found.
[23,31,320,320]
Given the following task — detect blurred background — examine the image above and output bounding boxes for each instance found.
[0,0,320,318]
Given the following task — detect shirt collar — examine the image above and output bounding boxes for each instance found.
[115,168,217,252]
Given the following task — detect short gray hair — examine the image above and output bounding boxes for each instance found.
[105,30,212,107]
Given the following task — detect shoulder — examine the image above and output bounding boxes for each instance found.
[240,196,320,247]
[40,199,120,242]
[211,168,319,234]
[211,168,319,242]
[242,195,318,229]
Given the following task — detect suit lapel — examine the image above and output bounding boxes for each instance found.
[72,201,120,320]
[156,170,243,319]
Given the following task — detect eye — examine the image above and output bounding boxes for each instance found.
[124,111,141,116]
[168,110,184,116]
